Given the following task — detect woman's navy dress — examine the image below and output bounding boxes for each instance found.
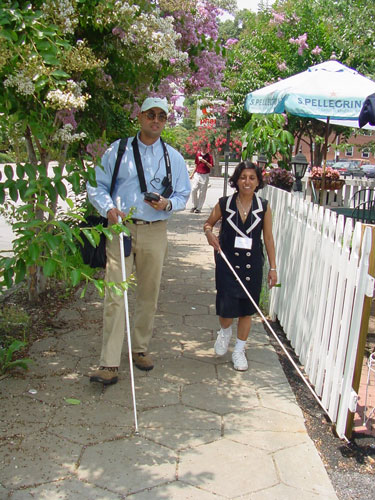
[215,192,268,318]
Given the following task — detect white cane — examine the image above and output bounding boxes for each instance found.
[219,249,329,416]
[116,197,139,434]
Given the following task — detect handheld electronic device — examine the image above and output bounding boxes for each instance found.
[144,192,161,202]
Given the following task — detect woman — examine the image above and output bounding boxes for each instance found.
[204,160,277,371]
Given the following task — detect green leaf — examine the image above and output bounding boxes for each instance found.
[4,165,13,180]
[24,164,36,179]
[69,172,81,193]
[82,228,97,247]
[28,243,40,262]
[65,398,81,405]
[51,69,71,78]
[15,258,26,283]
[0,29,18,42]
[42,53,60,65]
[66,198,74,209]
[9,184,18,202]
[55,180,67,198]
[44,233,59,251]
[3,267,14,288]
[94,279,105,297]
[37,163,47,176]
[71,269,81,286]
[16,164,25,178]
[43,258,57,277]
[57,221,73,240]
[36,203,55,217]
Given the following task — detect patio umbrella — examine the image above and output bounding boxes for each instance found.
[244,59,375,163]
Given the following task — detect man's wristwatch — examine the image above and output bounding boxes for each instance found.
[164,200,172,212]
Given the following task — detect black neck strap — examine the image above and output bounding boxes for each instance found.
[132,136,171,193]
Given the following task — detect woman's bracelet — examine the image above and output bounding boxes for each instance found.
[269,268,277,271]
[204,224,213,234]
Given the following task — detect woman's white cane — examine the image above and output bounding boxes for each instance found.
[116,197,139,434]
[219,249,329,416]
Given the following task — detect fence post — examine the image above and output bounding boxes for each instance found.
[345,225,375,439]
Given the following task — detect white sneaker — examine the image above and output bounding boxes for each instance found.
[232,349,248,371]
[214,328,232,356]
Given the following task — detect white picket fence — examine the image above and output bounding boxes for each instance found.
[263,185,374,439]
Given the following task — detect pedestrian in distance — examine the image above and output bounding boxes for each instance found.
[190,143,213,213]
[87,97,191,385]
[203,160,277,371]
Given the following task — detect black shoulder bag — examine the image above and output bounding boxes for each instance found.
[80,138,128,268]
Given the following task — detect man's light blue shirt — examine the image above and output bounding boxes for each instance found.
[87,135,191,221]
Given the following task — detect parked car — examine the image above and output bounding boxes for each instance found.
[334,158,370,167]
[362,164,375,178]
[331,161,352,175]
[344,164,366,178]
[331,161,366,177]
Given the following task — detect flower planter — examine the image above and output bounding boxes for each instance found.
[311,178,345,190]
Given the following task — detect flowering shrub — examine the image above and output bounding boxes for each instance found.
[215,135,242,157]
[310,166,340,180]
[264,168,294,192]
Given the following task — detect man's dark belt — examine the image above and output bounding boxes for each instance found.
[130,218,163,225]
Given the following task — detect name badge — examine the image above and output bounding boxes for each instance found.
[234,236,252,250]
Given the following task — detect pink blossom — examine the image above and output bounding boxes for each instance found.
[112,27,125,39]
[277,62,287,71]
[86,139,108,159]
[289,33,308,55]
[270,11,285,25]
[56,109,77,129]
[224,38,238,48]
[311,45,322,55]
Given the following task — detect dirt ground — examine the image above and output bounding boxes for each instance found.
[265,319,375,500]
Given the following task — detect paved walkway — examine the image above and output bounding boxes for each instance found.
[0,179,338,499]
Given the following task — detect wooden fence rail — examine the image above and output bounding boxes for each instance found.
[263,185,374,439]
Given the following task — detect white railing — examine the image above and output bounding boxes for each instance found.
[263,185,374,439]
[302,176,375,207]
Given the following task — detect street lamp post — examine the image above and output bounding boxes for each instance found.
[257,153,268,171]
[291,152,309,192]
[223,126,230,197]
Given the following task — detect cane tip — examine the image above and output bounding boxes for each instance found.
[134,430,140,436]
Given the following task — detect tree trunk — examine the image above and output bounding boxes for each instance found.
[211,148,221,176]
[24,127,47,302]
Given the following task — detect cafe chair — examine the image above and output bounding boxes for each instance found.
[351,199,375,224]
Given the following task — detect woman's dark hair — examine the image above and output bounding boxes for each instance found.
[229,160,264,192]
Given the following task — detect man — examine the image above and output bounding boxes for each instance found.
[190,144,213,213]
[87,97,191,385]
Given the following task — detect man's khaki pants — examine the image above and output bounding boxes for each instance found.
[100,220,167,367]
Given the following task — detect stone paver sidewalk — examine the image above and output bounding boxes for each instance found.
[0,184,338,499]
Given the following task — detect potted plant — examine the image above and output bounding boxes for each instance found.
[264,167,295,192]
[310,167,345,190]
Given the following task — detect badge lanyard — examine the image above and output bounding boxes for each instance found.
[234,195,253,250]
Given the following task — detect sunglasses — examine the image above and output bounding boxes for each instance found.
[143,110,168,122]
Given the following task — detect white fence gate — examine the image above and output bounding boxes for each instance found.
[263,185,374,439]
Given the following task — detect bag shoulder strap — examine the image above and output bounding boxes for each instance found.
[160,138,172,185]
[131,137,147,193]
[110,137,128,196]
